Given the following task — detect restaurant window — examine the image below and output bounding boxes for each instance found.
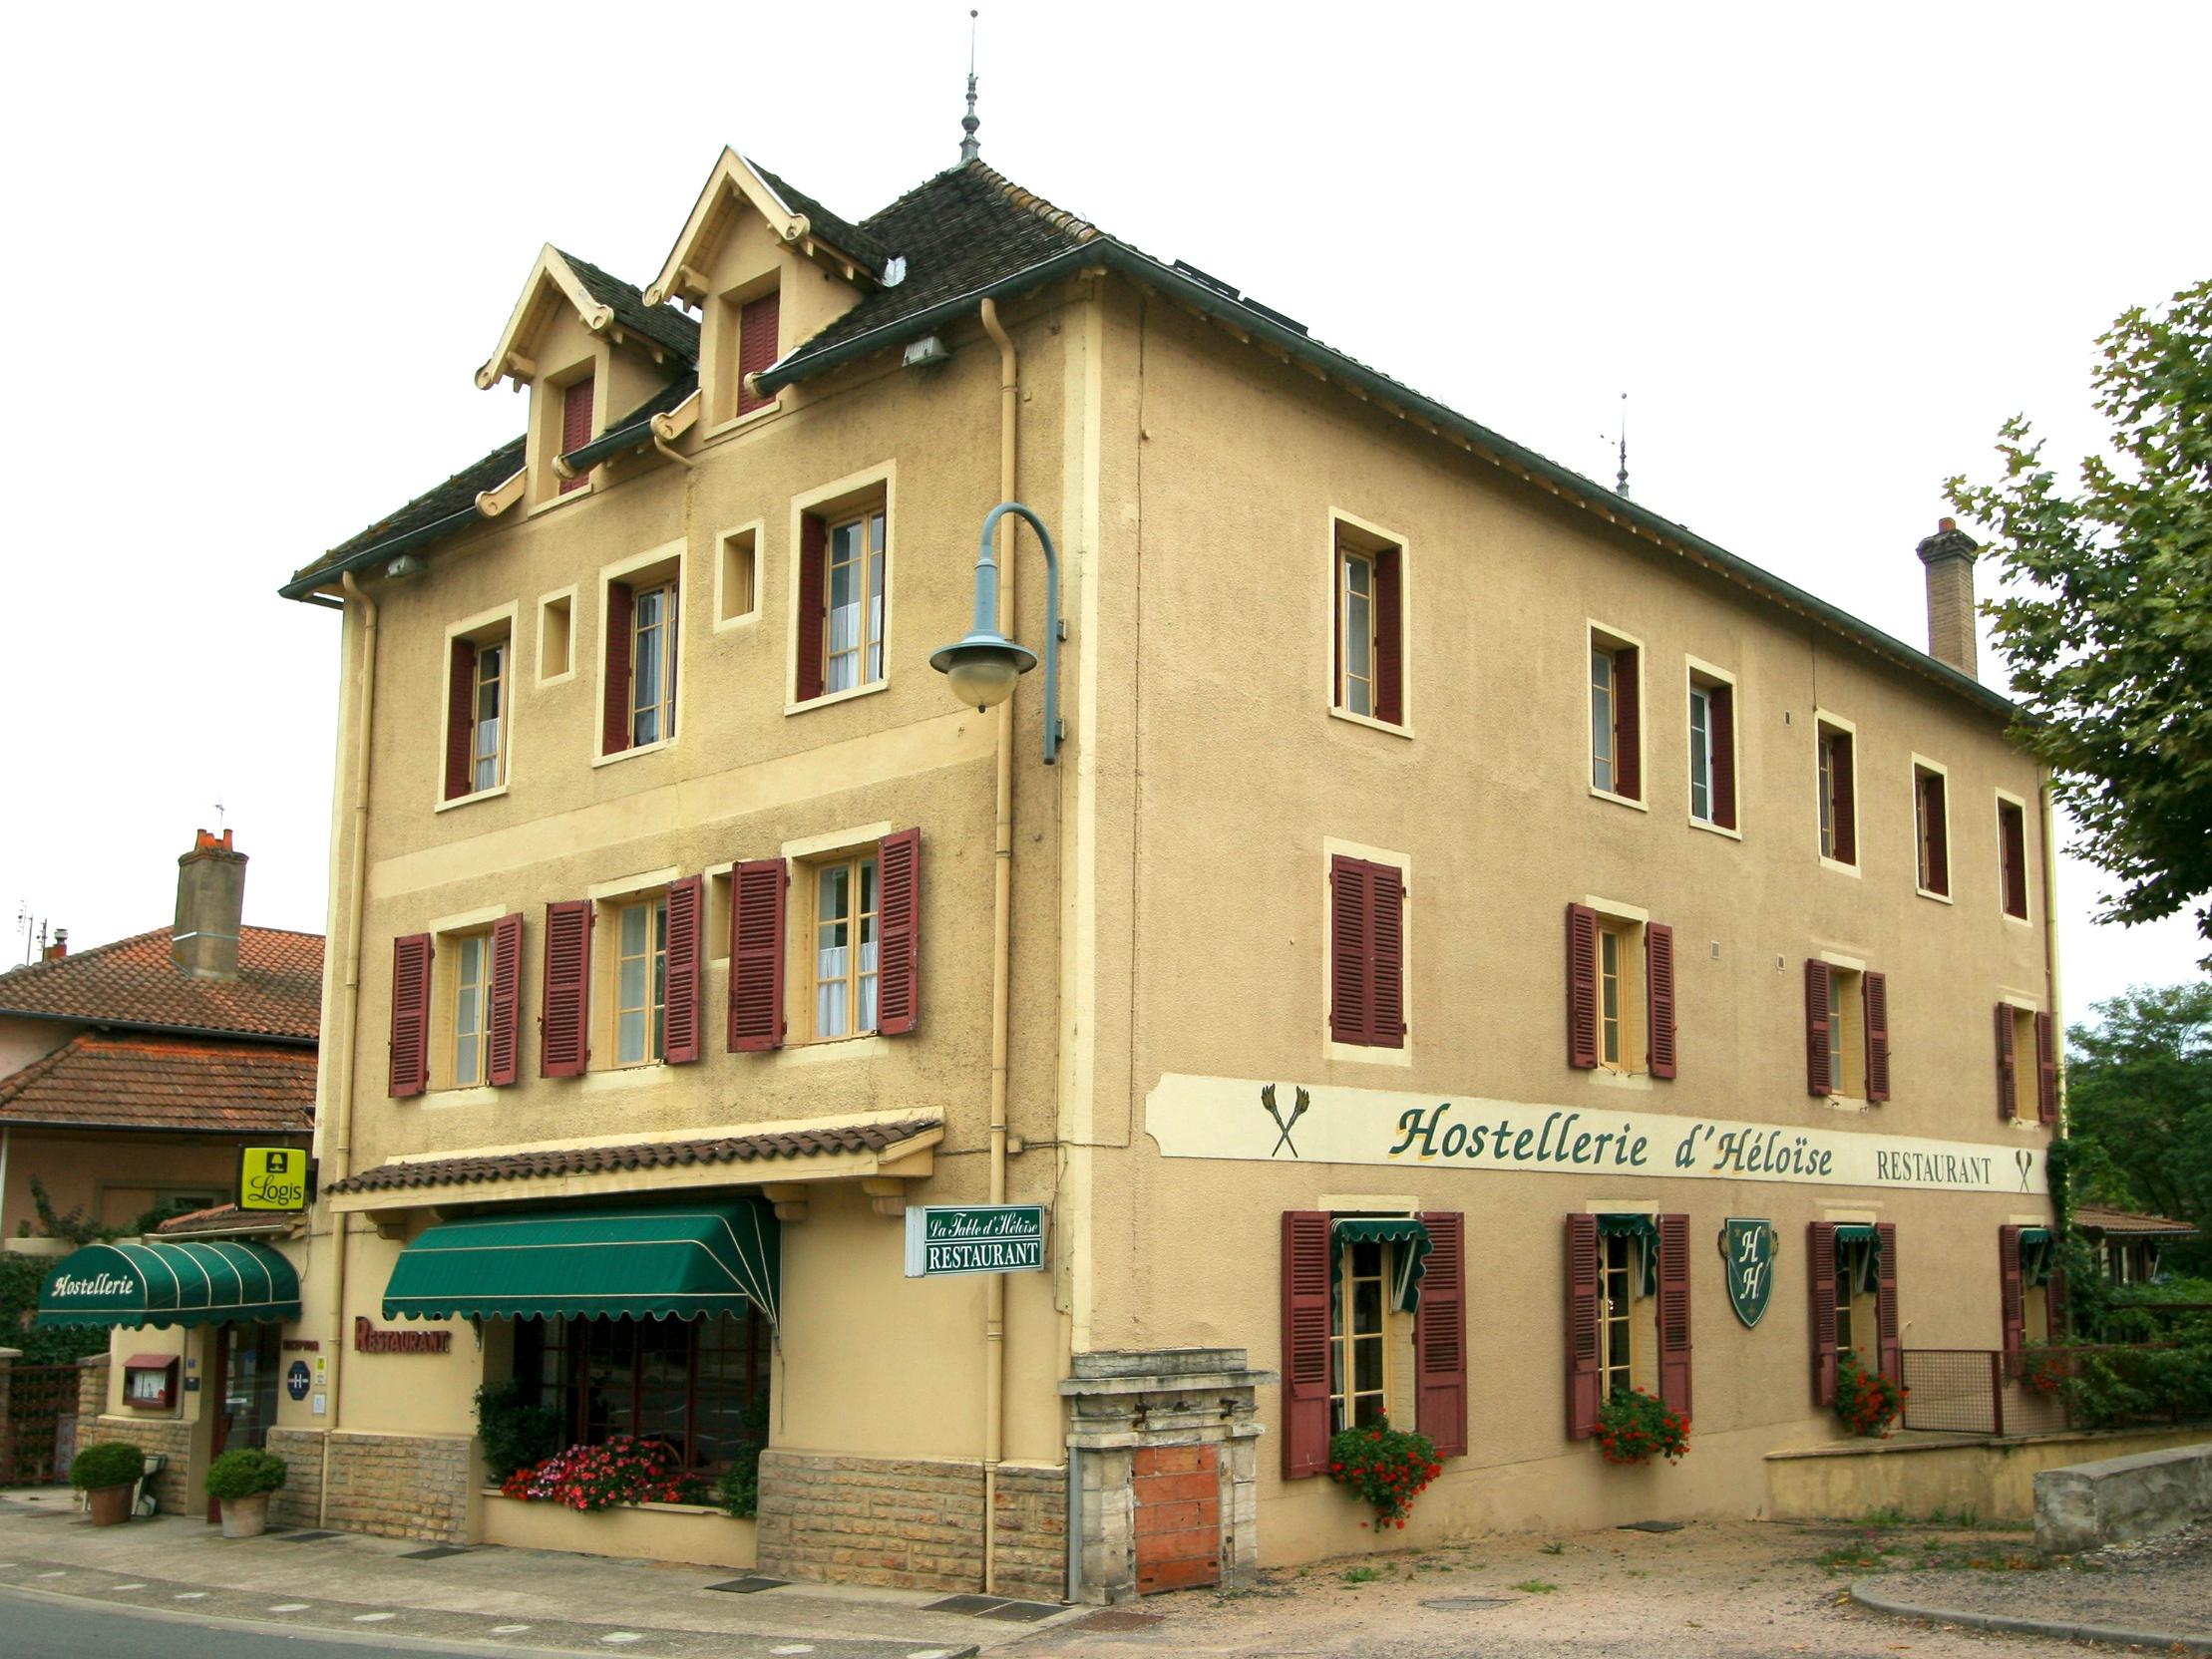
[515,1310,771,1473]
[1804,959,1890,1102]
[1566,904,1677,1079]
[1599,1229,1652,1399]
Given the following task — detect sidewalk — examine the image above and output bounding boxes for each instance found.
[0,1487,1091,1658]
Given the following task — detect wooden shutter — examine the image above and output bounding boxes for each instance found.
[736,291,781,415]
[559,376,594,494]
[1565,903,1600,1070]
[1281,1210,1333,1479]
[1646,921,1677,1080]
[1415,1211,1467,1458]
[1808,1221,1839,1406]
[540,899,592,1078]
[795,513,828,703]
[2033,1011,2057,1125]
[1710,682,1737,829]
[877,828,922,1036]
[1612,646,1642,801]
[2001,803,2029,917]
[1999,1224,2026,1360]
[445,637,476,800]
[1995,1003,2018,1120]
[1829,733,1856,862]
[1565,1212,1602,1439]
[602,581,633,756]
[1329,855,1371,1046]
[1923,775,1950,894]
[388,934,432,1098]
[1875,1221,1901,1384]
[663,875,704,1064]
[1863,970,1891,1102]
[487,911,524,1087]
[1804,959,1833,1096]
[1369,861,1405,1048]
[1371,545,1403,726]
[1658,1211,1692,1421]
[728,857,787,1052]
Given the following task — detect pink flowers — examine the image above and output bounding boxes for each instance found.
[499,1436,711,1511]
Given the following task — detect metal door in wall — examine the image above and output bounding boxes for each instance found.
[3,1364,82,1485]
[1133,1444,1222,1594]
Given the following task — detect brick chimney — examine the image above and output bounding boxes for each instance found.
[42,928,68,961]
[173,828,247,981]
[1915,516,1981,677]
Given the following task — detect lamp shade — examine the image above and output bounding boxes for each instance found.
[929,630,1037,711]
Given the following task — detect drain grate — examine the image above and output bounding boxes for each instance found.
[704,1576,788,1595]
[922,1594,1008,1615]
[400,1545,473,1560]
[277,1530,340,1543]
[1424,1595,1511,1610]
[976,1599,1064,1623]
[1617,1519,1685,1533]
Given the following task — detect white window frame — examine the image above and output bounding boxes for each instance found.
[786,464,897,716]
[1682,655,1740,839]
[435,601,520,813]
[1813,708,1861,876]
[1325,507,1413,739]
[592,539,689,766]
[1586,620,1648,813]
[1910,753,1954,904]
[1995,788,2033,926]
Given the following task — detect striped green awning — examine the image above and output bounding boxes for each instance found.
[37,1239,300,1329]
[1332,1217,1431,1311]
[381,1201,780,1324]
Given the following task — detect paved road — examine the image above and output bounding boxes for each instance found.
[1,1587,470,1659]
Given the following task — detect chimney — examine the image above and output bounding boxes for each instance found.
[1915,516,1981,677]
[42,929,68,962]
[174,828,247,981]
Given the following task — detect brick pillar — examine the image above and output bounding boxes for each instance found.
[1916,518,1981,677]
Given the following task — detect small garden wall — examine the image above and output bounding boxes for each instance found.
[479,1492,756,1570]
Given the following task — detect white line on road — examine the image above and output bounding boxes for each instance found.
[353,1611,398,1622]
[772,1647,816,1656]
[491,1623,534,1634]
[269,1602,310,1612]
[175,1591,208,1600]
[112,1584,147,1591]
[35,1571,66,1578]
[599,1635,642,1645]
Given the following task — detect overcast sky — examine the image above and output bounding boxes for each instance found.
[2,2,2204,1022]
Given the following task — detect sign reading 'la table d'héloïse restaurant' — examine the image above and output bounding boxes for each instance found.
[904,1204,1048,1278]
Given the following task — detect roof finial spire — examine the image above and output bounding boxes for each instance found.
[1613,392,1630,498]
[959,11,981,164]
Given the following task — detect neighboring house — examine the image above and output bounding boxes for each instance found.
[240,134,2055,1595]
[2073,1206,2200,1285]
[0,830,319,1238]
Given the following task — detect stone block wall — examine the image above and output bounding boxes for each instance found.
[757,1450,1065,1597]
[83,1417,192,1513]
[313,1431,474,1542]
[264,1428,325,1529]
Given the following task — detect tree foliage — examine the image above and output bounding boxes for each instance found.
[2062,981,2212,1276]
[1947,278,2212,960]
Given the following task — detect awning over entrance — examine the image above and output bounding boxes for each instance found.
[381,1200,780,1324]
[37,1239,301,1329]
[1332,1217,1431,1311]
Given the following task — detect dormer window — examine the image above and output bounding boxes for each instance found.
[736,289,779,417]
[558,375,595,495]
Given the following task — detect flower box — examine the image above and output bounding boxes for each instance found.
[479,1492,757,1570]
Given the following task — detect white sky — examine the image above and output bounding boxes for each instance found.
[2,1,2204,1022]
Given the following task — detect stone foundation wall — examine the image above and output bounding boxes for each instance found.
[264,1428,326,1529]
[84,1417,192,1513]
[757,1450,1065,1597]
[311,1431,474,1542]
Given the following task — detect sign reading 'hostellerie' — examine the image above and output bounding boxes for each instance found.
[904,1204,1048,1278]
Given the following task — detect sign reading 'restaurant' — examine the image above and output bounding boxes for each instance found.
[354,1317,452,1354]
[1146,1074,2046,1195]
[904,1204,1048,1278]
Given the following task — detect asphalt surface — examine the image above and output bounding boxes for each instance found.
[1,1585,472,1658]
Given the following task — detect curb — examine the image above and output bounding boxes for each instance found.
[1849,1578,2212,1654]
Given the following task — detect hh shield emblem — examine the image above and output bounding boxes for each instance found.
[1720,1218,1777,1328]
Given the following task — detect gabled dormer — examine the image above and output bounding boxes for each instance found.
[644,150,895,430]
[474,245,700,507]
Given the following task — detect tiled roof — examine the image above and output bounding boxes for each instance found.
[0,1033,315,1134]
[752,162,893,271]
[325,1117,940,1195]
[556,249,701,364]
[155,1202,291,1237]
[563,372,699,474]
[0,926,321,1041]
[2074,1206,2199,1238]
[296,434,526,591]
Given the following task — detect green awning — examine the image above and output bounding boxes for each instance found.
[37,1239,300,1329]
[1332,1217,1431,1311]
[382,1201,780,1324]
[1598,1213,1661,1299]
[1835,1224,1883,1295]
[2020,1226,2055,1287]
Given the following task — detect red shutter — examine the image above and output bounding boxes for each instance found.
[1329,855,1370,1046]
[1565,1213,1602,1440]
[1612,646,1642,801]
[1646,921,1677,1080]
[1863,970,1891,1103]
[1710,682,1737,830]
[1808,1221,1839,1406]
[1658,1212,1692,1422]
[1999,1225,2026,1360]
[1805,960,1833,1096]
[1925,776,1950,895]
[728,857,787,1052]
[1281,1210,1333,1479]
[445,638,476,801]
[559,376,594,494]
[2002,804,2029,918]
[1830,733,1856,863]
[795,513,828,703]
[1995,1003,2018,1120]
[877,828,922,1036]
[663,875,704,1064]
[1415,1211,1467,1458]
[1875,1222,1901,1384]
[1371,545,1403,726]
[602,581,633,756]
[539,899,592,1078]
[2033,1011,2057,1125]
[487,911,524,1087]
[1369,861,1405,1048]
[1565,903,1599,1070]
[736,290,781,415]
[388,934,432,1099]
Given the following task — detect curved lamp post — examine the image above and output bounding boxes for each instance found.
[927,500,1061,765]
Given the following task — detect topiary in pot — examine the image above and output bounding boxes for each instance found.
[205,1447,287,1539]
[71,1442,147,1526]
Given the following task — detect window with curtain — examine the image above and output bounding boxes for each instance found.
[451,932,490,1086]
[814,852,880,1039]
[630,581,678,747]
[1330,1235,1390,1431]
[516,1310,771,1472]
[614,897,668,1065]
[825,509,886,695]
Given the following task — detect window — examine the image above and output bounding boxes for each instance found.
[451,931,491,1086]
[602,559,681,759]
[444,625,513,802]
[538,590,574,683]
[716,527,759,627]
[1332,522,1403,726]
[1808,1221,1897,1403]
[718,286,780,421]
[613,896,668,1066]
[812,852,879,1039]
[1817,720,1857,863]
[1914,763,1950,896]
[1565,1213,1691,1439]
[2002,1225,2060,1362]
[731,830,919,1052]
[1686,671,1736,830]
[1804,959,1889,1102]
[794,483,892,705]
[1328,853,1406,1052]
[1566,904,1676,1078]
[1329,1234,1391,1431]
[1599,1232,1644,1399]
[558,375,594,495]
[1589,629,1642,801]
[517,1310,770,1473]
[1833,1238,1870,1356]
[1995,1003,2055,1124]
[1598,924,1631,1069]
[1998,796,2029,918]
[825,510,886,694]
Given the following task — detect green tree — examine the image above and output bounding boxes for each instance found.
[1947,278,2212,962]
[2063,982,2212,1277]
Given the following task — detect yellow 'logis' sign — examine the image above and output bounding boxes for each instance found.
[236,1146,309,1211]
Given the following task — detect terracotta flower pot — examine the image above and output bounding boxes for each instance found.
[218,1493,270,1539]
[86,1484,135,1526]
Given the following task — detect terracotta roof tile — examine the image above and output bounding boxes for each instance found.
[325,1117,939,1195]
[154,1201,292,1236]
[0,1033,315,1135]
[2073,1205,2199,1237]
[0,925,322,1041]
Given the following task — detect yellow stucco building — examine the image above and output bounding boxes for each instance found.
[55,137,2063,1600]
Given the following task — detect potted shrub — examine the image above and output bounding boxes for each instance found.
[204,1447,287,1538]
[1595,1387,1691,1466]
[70,1442,147,1526]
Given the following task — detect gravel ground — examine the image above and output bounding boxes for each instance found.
[1869,1519,2212,1638]
[1023,1518,2187,1658]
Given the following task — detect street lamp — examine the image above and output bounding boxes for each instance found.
[928,500,1061,765]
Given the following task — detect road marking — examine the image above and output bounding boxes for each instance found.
[599,1635,643,1645]
[113,1584,148,1591]
[354,1612,398,1622]
[36,1571,67,1578]
[773,1647,817,1655]
[175,1591,208,1600]
[269,1603,311,1612]
[491,1624,534,1635]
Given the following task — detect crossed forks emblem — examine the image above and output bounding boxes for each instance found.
[1261,1084,1310,1158]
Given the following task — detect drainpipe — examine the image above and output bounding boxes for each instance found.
[978,296,1017,1596]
